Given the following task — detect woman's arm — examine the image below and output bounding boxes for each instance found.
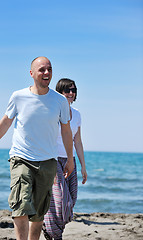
[74,126,87,184]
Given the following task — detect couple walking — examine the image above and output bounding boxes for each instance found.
[0,56,87,240]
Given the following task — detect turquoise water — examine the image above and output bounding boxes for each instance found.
[0,149,143,213]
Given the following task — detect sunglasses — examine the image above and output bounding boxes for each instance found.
[64,88,76,93]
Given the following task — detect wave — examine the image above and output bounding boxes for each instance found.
[74,198,143,214]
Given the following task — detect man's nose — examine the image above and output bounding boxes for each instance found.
[44,69,49,74]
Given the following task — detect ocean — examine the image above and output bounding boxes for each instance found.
[0,149,143,214]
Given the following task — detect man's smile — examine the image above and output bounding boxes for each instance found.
[42,77,49,80]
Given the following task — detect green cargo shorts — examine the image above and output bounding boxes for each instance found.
[8,156,57,222]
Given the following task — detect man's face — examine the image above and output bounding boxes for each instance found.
[30,57,52,89]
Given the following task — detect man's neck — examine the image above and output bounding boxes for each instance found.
[30,85,49,95]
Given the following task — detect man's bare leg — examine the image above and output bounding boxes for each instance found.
[13,215,29,240]
[29,221,43,240]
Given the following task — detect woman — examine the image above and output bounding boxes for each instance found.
[43,78,87,240]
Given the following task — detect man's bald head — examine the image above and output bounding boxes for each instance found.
[31,56,52,71]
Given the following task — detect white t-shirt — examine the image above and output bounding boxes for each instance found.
[5,87,70,161]
[57,107,81,157]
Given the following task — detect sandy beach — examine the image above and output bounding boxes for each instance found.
[0,210,143,240]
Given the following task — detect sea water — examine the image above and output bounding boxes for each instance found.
[0,149,143,213]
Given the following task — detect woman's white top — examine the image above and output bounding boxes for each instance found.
[57,106,81,157]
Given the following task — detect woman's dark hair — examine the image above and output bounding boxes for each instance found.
[56,78,77,101]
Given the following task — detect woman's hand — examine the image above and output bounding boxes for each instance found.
[81,167,87,184]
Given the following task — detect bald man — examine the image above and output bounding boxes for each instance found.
[0,57,74,240]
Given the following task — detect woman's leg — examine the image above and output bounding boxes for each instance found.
[44,158,77,239]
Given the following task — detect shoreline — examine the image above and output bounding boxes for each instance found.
[0,210,143,240]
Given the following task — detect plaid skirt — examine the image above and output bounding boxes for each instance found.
[43,157,77,239]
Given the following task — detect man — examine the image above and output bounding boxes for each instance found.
[0,56,74,240]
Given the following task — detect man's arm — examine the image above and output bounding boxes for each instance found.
[0,115,14,139]
[60,121,74,178]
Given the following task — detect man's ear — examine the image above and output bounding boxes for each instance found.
[30,70,33,77]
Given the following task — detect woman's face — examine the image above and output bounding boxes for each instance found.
[62,84,76,105]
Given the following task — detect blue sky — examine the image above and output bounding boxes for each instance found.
[0,0,143,153]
